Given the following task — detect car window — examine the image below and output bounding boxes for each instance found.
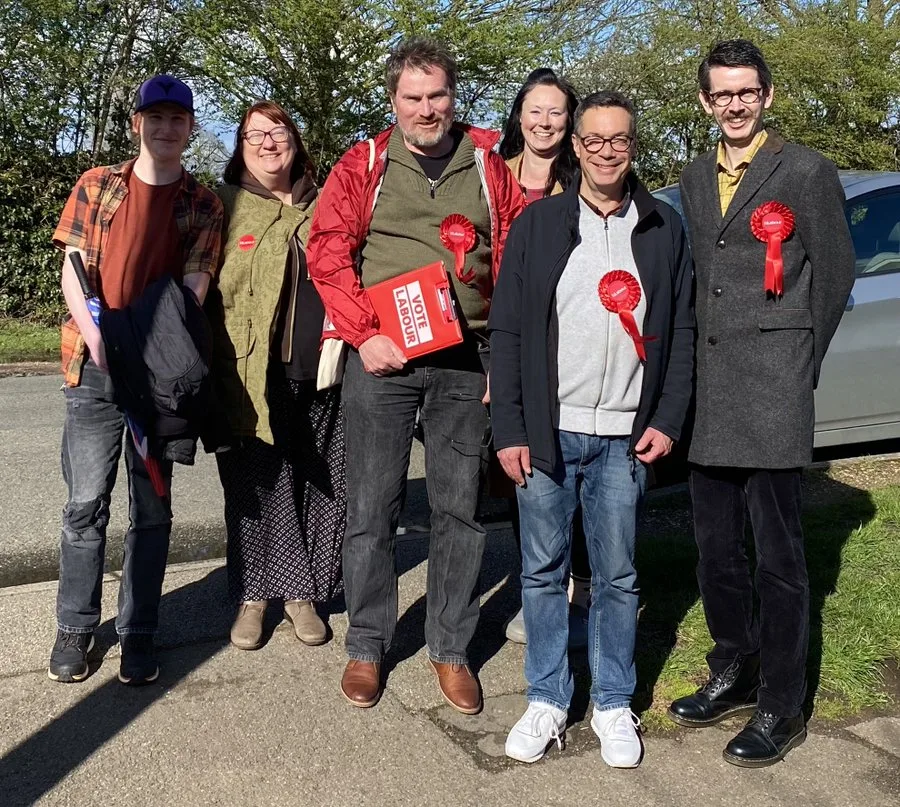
[846,190,900,277]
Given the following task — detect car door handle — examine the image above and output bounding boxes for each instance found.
[845,294,855,312]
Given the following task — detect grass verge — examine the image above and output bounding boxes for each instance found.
[0,318,59,363]
[631,470,900,731]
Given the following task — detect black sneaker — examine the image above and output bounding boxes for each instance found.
[118,634,159,685]
[48,629,95,683]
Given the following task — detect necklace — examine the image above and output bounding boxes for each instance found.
[516,155,549,200]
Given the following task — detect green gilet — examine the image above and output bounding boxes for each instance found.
[359,128,492,331]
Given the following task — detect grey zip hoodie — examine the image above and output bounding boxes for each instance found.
[554,198,645,435]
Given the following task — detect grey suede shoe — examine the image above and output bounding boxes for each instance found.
[284,600,327,646]
[505,607,527,644]
[230,601,267,650]
[505,605,590,649]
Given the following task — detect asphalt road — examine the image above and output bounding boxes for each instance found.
[5,371,894,590]
[0,373,432,588]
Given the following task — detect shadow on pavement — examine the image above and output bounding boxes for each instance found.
[1,472,876,803]
[384,518,517,678]
[572,472,877,722]
[0,567,230,807]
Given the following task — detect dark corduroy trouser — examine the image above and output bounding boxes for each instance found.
[690,465,809,717]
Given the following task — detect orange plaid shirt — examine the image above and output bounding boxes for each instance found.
[53,159,223,385]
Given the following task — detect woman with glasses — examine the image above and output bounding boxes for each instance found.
[497,69,591,649]
[206,101,345,651]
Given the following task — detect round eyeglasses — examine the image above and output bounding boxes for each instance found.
[576,134,634,153]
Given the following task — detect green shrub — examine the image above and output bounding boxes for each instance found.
[0,148,88,324]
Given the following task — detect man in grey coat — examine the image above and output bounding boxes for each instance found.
[668,39,855,768]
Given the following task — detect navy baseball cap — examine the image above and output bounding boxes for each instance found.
[134,75,194,115]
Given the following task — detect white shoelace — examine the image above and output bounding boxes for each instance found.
[548,721,563,751]
[608,709,641,741]
[521,705,565,750]
[594,707,641,740]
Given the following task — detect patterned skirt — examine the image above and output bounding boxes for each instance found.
[216,371,346,603]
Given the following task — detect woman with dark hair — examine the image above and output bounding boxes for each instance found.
[499,68,579,201]
[206,101,345,650]
[498,70,591,647]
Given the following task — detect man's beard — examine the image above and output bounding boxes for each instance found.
[399,116,453,149]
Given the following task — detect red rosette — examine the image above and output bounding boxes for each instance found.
[440,214,476,284]
[750,201,795,297]
[598,270,654,362]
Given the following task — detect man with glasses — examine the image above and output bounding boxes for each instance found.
[490,91,694,766]
[668,40,854,767]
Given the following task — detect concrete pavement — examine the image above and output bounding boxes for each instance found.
[1,532,898,807]
[3,371,899,806]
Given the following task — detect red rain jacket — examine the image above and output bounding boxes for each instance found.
[306,124,525,349]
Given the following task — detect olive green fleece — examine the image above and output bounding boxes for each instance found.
[359,127,492,331]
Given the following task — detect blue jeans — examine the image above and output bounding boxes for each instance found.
[517,431,646,712]
[56,360,174,636]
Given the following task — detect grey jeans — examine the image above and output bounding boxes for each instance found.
[341,347,490,664]
[56,360,174,636]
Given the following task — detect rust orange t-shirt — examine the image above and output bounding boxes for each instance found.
[99,173,183,309]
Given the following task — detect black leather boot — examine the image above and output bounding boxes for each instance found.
[723,710,807,767]
[668,654,759,727]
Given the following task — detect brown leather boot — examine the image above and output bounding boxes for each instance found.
[429,660,482,715]
[340,660,382,708]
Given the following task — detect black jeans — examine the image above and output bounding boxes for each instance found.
[341,347,489,664]
[690,465,808,716]
[56,360,174,636]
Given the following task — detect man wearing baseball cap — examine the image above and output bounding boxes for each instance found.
[134,74,196,115]
[49,74,223,686]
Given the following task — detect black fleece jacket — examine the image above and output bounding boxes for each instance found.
[487,171,695,474]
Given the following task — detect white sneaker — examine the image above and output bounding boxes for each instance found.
[590,707,643,768]
[505,702,567,763]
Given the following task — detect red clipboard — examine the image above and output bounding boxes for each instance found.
[366,261,463,359]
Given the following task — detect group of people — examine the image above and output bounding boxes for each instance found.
[47,35,855,772]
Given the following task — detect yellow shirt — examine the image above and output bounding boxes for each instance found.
[716,129,768,215]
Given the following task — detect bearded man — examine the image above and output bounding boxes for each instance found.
[307,37,523,713]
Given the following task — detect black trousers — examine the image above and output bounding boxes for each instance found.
[690,465,809,716]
